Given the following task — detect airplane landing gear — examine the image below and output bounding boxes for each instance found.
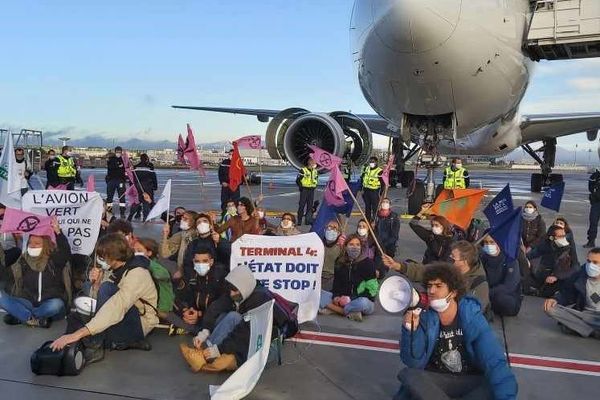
[521,138,563,192]
[407,134,446,215]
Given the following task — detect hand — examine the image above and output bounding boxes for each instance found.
[142,193,151,203]
[51,217,61,234]
[208,211,219,224]
[194,329,210,349]
[203,344,220,360]
[162,223,170,237]
[211,231,220,243]
[183,309,200,325]
[545,275,558,284]
[403,309,420,331]
[337,234,346,247]
[332,296,341,306]
[50,333,79,351]
[172,270,183,280]
[101,220,109,228]
[382,254,403,272]
[544,298,557,312]
[89,267,103,284]
[257,194,264,204]
[221,182,228,188]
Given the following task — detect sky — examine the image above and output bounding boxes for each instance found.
[1,0,600,153]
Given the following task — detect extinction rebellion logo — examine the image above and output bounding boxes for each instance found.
[0,164,8,181]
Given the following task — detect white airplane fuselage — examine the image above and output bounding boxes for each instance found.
[352,0,533,155]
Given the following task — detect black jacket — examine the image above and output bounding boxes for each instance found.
[175,264,227,313]
[44,158,60,186]
[589,170,600,203]
[555,266,592,311]
[527,239,579,280]
[218,158,231,184]
[409,218,453,264]
[480,252,522,311]
[133,161,157,194]
[332,256,377,301]
[106,155,126,181]
[521,215,546,248]
[375,211,400,254]
[182,236,230,281]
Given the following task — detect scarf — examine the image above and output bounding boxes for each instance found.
[522,210,539,221]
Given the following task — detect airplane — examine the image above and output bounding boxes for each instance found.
[172,0,600,213]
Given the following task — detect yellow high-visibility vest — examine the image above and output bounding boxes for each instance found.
[57,155,76,178]
[362,166,382,190]
[300,167,318,188]
[443,167,466,189]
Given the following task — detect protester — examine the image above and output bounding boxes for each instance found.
[106,219,136,247]
[219,200,238,241]
[409,211,454,264]
[56,146,77,190]
[296,157,318,226]
[479,235,523,317]
[14,147,32,194]
[521,200,546,252]
[360,156,383,222]
[526,225,579,298]
[0,218,69,328]
[585,167,600,248]
[106,146,128,218]
[50,233,158,363]
[275,212,301,236]
[169,206,186,238]
[320,235,378,322]
[128,153,158,221]
[544,247,600,338]
[133,238,174,318]
[184,213,228,279]
[255,206,275,235]
[43,149,60,189]
[374,197,400,274]
[218,149,240,211]
[160,211,199,280]
[550,216,575,244]
[321,220,343,291]
[356,219,375,260]
[395,263,517,400]
[213,197,260,243]
[443,157,470,189]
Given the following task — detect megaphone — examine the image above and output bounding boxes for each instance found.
[378,275,427,314]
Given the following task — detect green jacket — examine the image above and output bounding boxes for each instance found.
[148,259,175,313]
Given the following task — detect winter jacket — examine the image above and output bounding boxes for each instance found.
[85,255,158,336]
[106,155,126,181]
[521,215,546,248]
[148,259,174,313]
[44,158,60,186]
[215,216,260,243]
[480,252,522,314]
[527,239,579,280]
[409,217,453,264]
[555,265,592,311]
[322,241,342,279]
[332,256,377,301]
[132,161,157,194]
[400,296,518,400]
[160,229,198,274]
[175,263,227,314]
[182,236,230,281]
[375,211,400,256]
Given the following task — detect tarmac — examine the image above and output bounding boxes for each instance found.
[1,167,600,399]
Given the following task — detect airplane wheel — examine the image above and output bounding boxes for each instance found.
[408,180,425,215]
[531,173,543,192]
[550,173,563,185]
[401,171,414,188]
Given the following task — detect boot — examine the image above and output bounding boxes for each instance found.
[82,338,105,365]
[583,241,596,248]
[179,343,207,372]
[3,314,21,325]
[202,354,237,373]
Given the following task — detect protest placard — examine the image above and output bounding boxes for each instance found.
[22,190,103,255]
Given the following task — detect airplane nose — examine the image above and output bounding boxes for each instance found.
[372,0,461,54]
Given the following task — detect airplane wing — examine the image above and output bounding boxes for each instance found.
[520,112,600,144]
[171,105,399,136]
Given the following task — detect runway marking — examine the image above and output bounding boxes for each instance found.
[290,331,600,377]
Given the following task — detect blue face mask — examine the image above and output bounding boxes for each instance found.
[325,229,339,242]
[347,247,361,259]
[194,263,210,277]
[586,262,600,278]
[482,244,499,256]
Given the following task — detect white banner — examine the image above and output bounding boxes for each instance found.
[231,233,324,323]
[0,132,22,208]
[210,300,274,400]
[146,179,171,221]
[22,190,104,255]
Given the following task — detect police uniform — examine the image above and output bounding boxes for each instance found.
[585,169,600,247]
[443,166,469,189]
[106,154,127,217]
[56,154,77,190]
[361,164,383,222]
[297,166,318,225]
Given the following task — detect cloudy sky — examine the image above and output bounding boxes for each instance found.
[1,1,599,152]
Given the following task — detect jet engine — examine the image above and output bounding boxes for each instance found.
[265,108,373,170]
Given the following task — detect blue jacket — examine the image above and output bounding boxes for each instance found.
[400,297,517,400]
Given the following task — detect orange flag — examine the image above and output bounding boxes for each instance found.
[428,189,488,230]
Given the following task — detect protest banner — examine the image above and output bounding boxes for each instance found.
[231,233,324,323]
[22,190,103,255]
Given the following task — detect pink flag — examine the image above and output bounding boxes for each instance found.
[381,155,396,187]
[235,135,262,150]
[0,208,56,243]
[308,145,342,170]
[122,151,137,184]
[86,175,95,192]
[324,166,349,206]
[125,183,140,206]
[185,124,206,176]
[177,134,186,164]
[48,183,68,191]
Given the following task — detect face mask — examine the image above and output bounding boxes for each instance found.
[197,222,211,234]
[554,237,569,247]
[357,228,368,237]
[369,162,376,168]
[381,202,390,210]
[524,207,534,214]
[227,207,237,214]
[96,257,111,271]
[430,294,451,313]
[66,152,73,157]
[134,251,147,258]
[482,244,499,256]
[325,229,339,242]
[281,220,292,229]
[455,163,462,169]
[257,211,265,219]
[27,247,43,257]
[49,155,55,159]
[115,152,122,158]
[194,262,211,276]
[432,226,443,235]
[347,247,361,259]
[180,221,190,231]
[586,262,600,278]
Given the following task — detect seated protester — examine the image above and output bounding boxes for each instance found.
[133,238,175,319]
[521,200,546,252]
[319,235,378,322]
[50,233,158,363]
[167,246,227,335]
[550,216,575,244]
[183,213,229,280]
[160,210,199,280]
[213,197,260,243]
[321,220,343,292]
[409,211,454,264]
[219,200,238,241]
[480,235,523,316]
[180,265,276,372]
[544,247,600,338]
[396,263,517,400]
[374,197,400,275]
[356,219,376,260]
[275,212,301,236]
[106,219,136,247]
[168,206,186,238]
[0,219,70,327]
[527,225,579,298]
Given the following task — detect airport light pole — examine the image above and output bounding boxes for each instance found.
[574,144,578,166]
[58,137,71,147]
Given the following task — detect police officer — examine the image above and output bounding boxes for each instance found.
[361,156,383,222]
[296,158,318,225]
[218,148,240,211]
[443,157,470,189]
[106,146,127,218]
[342,157,352,183]
[43,149,60,189]
[56,146,77,190]
[584,168,600,248]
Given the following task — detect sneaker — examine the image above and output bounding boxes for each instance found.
[168,324,187,336]
[26,318,51,328]
[318,308,334,315]
[583,241,596,248]
[3,314,21,325]
[346,311,363,322]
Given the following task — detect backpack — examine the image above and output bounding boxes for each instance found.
[269,291,299,339]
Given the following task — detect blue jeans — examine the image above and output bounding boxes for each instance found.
[0,292,64,323]
[94,282,144,344]
[319,290,375,315]
[207,311,243,346]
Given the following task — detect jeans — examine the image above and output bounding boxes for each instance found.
[207,311,243,346]
[319,291,375,315]
[94,282,144,345]
[362,188,380,222]
[0,292,64,323]
[587,201,600,242]
[106,179,126,216]
[297,187,315,225]
[395,368,493,400]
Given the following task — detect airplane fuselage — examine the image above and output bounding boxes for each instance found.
[352,0,533,155]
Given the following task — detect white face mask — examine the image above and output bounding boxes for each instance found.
[66,152,73,157]
[586,262,600,278]
[369,162,376,168]
[49,155,55,159]
[281,220,293,229]
[194,262,210,276]
[554,237,569,247]
[115,152,122,158]
[430,294,451,313]
[325,229,339,242]
[455,163,462,169]
[524,207,535,214]
[180,221,190,231]
[432,226,443,235]
[381,202,390,210]
[357,228,368,237]
[134,251,147,258]
[482,244,499,256]
[197,222,211,234]
[257,211,265,219]
[227,207,237,215]
[27,247,43,257]
[96,257,111,271]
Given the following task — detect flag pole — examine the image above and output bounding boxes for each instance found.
[346,180,385,256]
[258,146,263,197]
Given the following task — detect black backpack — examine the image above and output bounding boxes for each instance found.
[269,291,299,339]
